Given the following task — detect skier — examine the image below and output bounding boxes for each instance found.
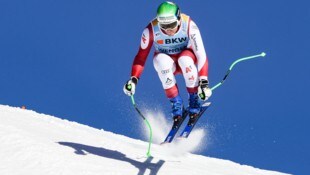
[123,1,212,128]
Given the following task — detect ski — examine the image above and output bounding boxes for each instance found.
[178,102,211,139]
[161,109,189,144]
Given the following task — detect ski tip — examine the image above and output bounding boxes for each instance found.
[160,141,169,145]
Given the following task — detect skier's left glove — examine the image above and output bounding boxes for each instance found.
[198,79,212,101]
[123,76,138,96]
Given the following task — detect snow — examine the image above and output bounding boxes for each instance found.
[0,105,290,175]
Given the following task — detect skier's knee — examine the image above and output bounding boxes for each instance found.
[178,55,195,69]
[153,53,174,72]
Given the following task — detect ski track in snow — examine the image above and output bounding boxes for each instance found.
[0,105,290,175]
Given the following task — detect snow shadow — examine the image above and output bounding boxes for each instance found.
[58,141,165,175]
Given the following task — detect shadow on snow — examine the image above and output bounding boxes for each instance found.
[58,141,165,175]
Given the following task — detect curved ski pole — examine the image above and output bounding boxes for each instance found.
[211,52,266,91]
[130,95,153,157]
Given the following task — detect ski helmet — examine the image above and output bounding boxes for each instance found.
[157,1,180,27]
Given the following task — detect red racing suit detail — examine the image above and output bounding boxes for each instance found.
[131,24,154,78]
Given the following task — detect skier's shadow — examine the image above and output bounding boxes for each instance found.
[58,142,165,175]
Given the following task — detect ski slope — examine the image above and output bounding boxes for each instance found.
[0,105,290,175]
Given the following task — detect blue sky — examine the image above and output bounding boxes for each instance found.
[0,1,309,174]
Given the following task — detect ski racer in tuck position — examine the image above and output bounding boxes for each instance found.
[123,1,212,130]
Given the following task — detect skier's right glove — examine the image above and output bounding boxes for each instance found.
[123,76,138,96]
[198,79,212,101]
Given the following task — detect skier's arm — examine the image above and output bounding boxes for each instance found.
[188,20,209,80]
[131,24,154,79]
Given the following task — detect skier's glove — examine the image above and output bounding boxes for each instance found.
[198,79,212,101]
[123,76,138,96]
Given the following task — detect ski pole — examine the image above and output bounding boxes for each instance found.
[130,95,153,157]
[211,52,266,91]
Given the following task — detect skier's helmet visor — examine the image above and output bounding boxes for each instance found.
[159,21,178,30]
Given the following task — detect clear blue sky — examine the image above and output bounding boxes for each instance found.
[0,1,309,174]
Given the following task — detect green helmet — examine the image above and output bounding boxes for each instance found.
[157,1,180,25]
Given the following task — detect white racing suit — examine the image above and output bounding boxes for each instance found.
[131,13,209,98]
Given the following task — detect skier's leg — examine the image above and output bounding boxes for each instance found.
[178,50,201,115]
[153,53,179,98]
[178,50,199,93]
[153,53,183,118]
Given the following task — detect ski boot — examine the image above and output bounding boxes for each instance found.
[188,93,201,126]
[169,95,184,129]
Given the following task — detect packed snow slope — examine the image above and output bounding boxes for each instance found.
[0,105,290,175]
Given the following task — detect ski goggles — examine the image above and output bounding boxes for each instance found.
[159,21,179,30]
